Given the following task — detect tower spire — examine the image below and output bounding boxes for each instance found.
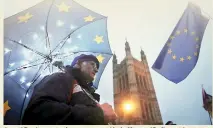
[125,38,131,56]
[113,52,117,65]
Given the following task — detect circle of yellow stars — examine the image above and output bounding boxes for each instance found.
[16,1,96,24]
[167,28,200,63]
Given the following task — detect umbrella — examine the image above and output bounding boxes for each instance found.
[4,0,112,124]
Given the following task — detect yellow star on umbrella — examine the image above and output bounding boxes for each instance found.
[97,54,104,63]
[172,55,176,60]
[94,35,104,44]
[84,15,95,22]
[56,2,71,12]
[180,57,185,62]
[4,100,11,116]
[18,12,33,23]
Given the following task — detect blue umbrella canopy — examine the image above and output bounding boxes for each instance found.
[4,0,112,124]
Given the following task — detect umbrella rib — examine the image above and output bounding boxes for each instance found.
[30,60,45,85]
[44,0,55,56]
[4,59,48,76]
[4,57,46,75]
[29,60,52,90]
[19,60,51,124]
[5,37,50,60]
[66,50,113,56]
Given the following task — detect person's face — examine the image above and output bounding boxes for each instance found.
[79,60,98,82]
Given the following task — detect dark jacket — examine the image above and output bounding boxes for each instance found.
[22,67,105,125]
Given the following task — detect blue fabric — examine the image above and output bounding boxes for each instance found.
[4,0,112,124]
[152,3,209,83]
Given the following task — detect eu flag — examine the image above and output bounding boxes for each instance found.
[152,3,209,83]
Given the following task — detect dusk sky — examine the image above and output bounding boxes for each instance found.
[4,0,212,125]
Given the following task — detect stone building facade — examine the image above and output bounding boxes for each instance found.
[113,41,163,125]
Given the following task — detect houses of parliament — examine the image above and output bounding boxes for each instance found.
[113,40,163,125]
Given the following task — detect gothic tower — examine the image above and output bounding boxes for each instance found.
[113,40,163,125]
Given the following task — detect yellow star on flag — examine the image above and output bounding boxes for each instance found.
[195,37,199,42]
[180,57,185,62]
[56,2,71,12]
[168,49,172,54]
[4,101,11,116]
[18,12,33,23]
[94,35,104,44]
[187,56,192,60]
[97,54,104,63]
[170,36,175,40]
[184,28,188,33]
[167,42,171,47]
[84,15,95,22]
[194,52,198,56]
[196,45,199,49]
[172,55,176,60]
[191,32,195,35]
[176,30,181,35]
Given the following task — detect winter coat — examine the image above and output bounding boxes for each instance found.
[22,67,105,125]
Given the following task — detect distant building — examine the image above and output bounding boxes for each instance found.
[113,40,163,125]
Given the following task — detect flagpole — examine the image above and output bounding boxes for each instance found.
[208,112,212,125]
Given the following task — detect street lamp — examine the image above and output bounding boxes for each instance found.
[122,101,135,124]
[123,102,133,112]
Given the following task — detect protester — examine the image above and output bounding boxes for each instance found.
[22,54,117,125]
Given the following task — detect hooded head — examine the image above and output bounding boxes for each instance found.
[70,54,99,83]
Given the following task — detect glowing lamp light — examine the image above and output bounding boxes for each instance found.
[124,104,132,111]
[123,101,135,113]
